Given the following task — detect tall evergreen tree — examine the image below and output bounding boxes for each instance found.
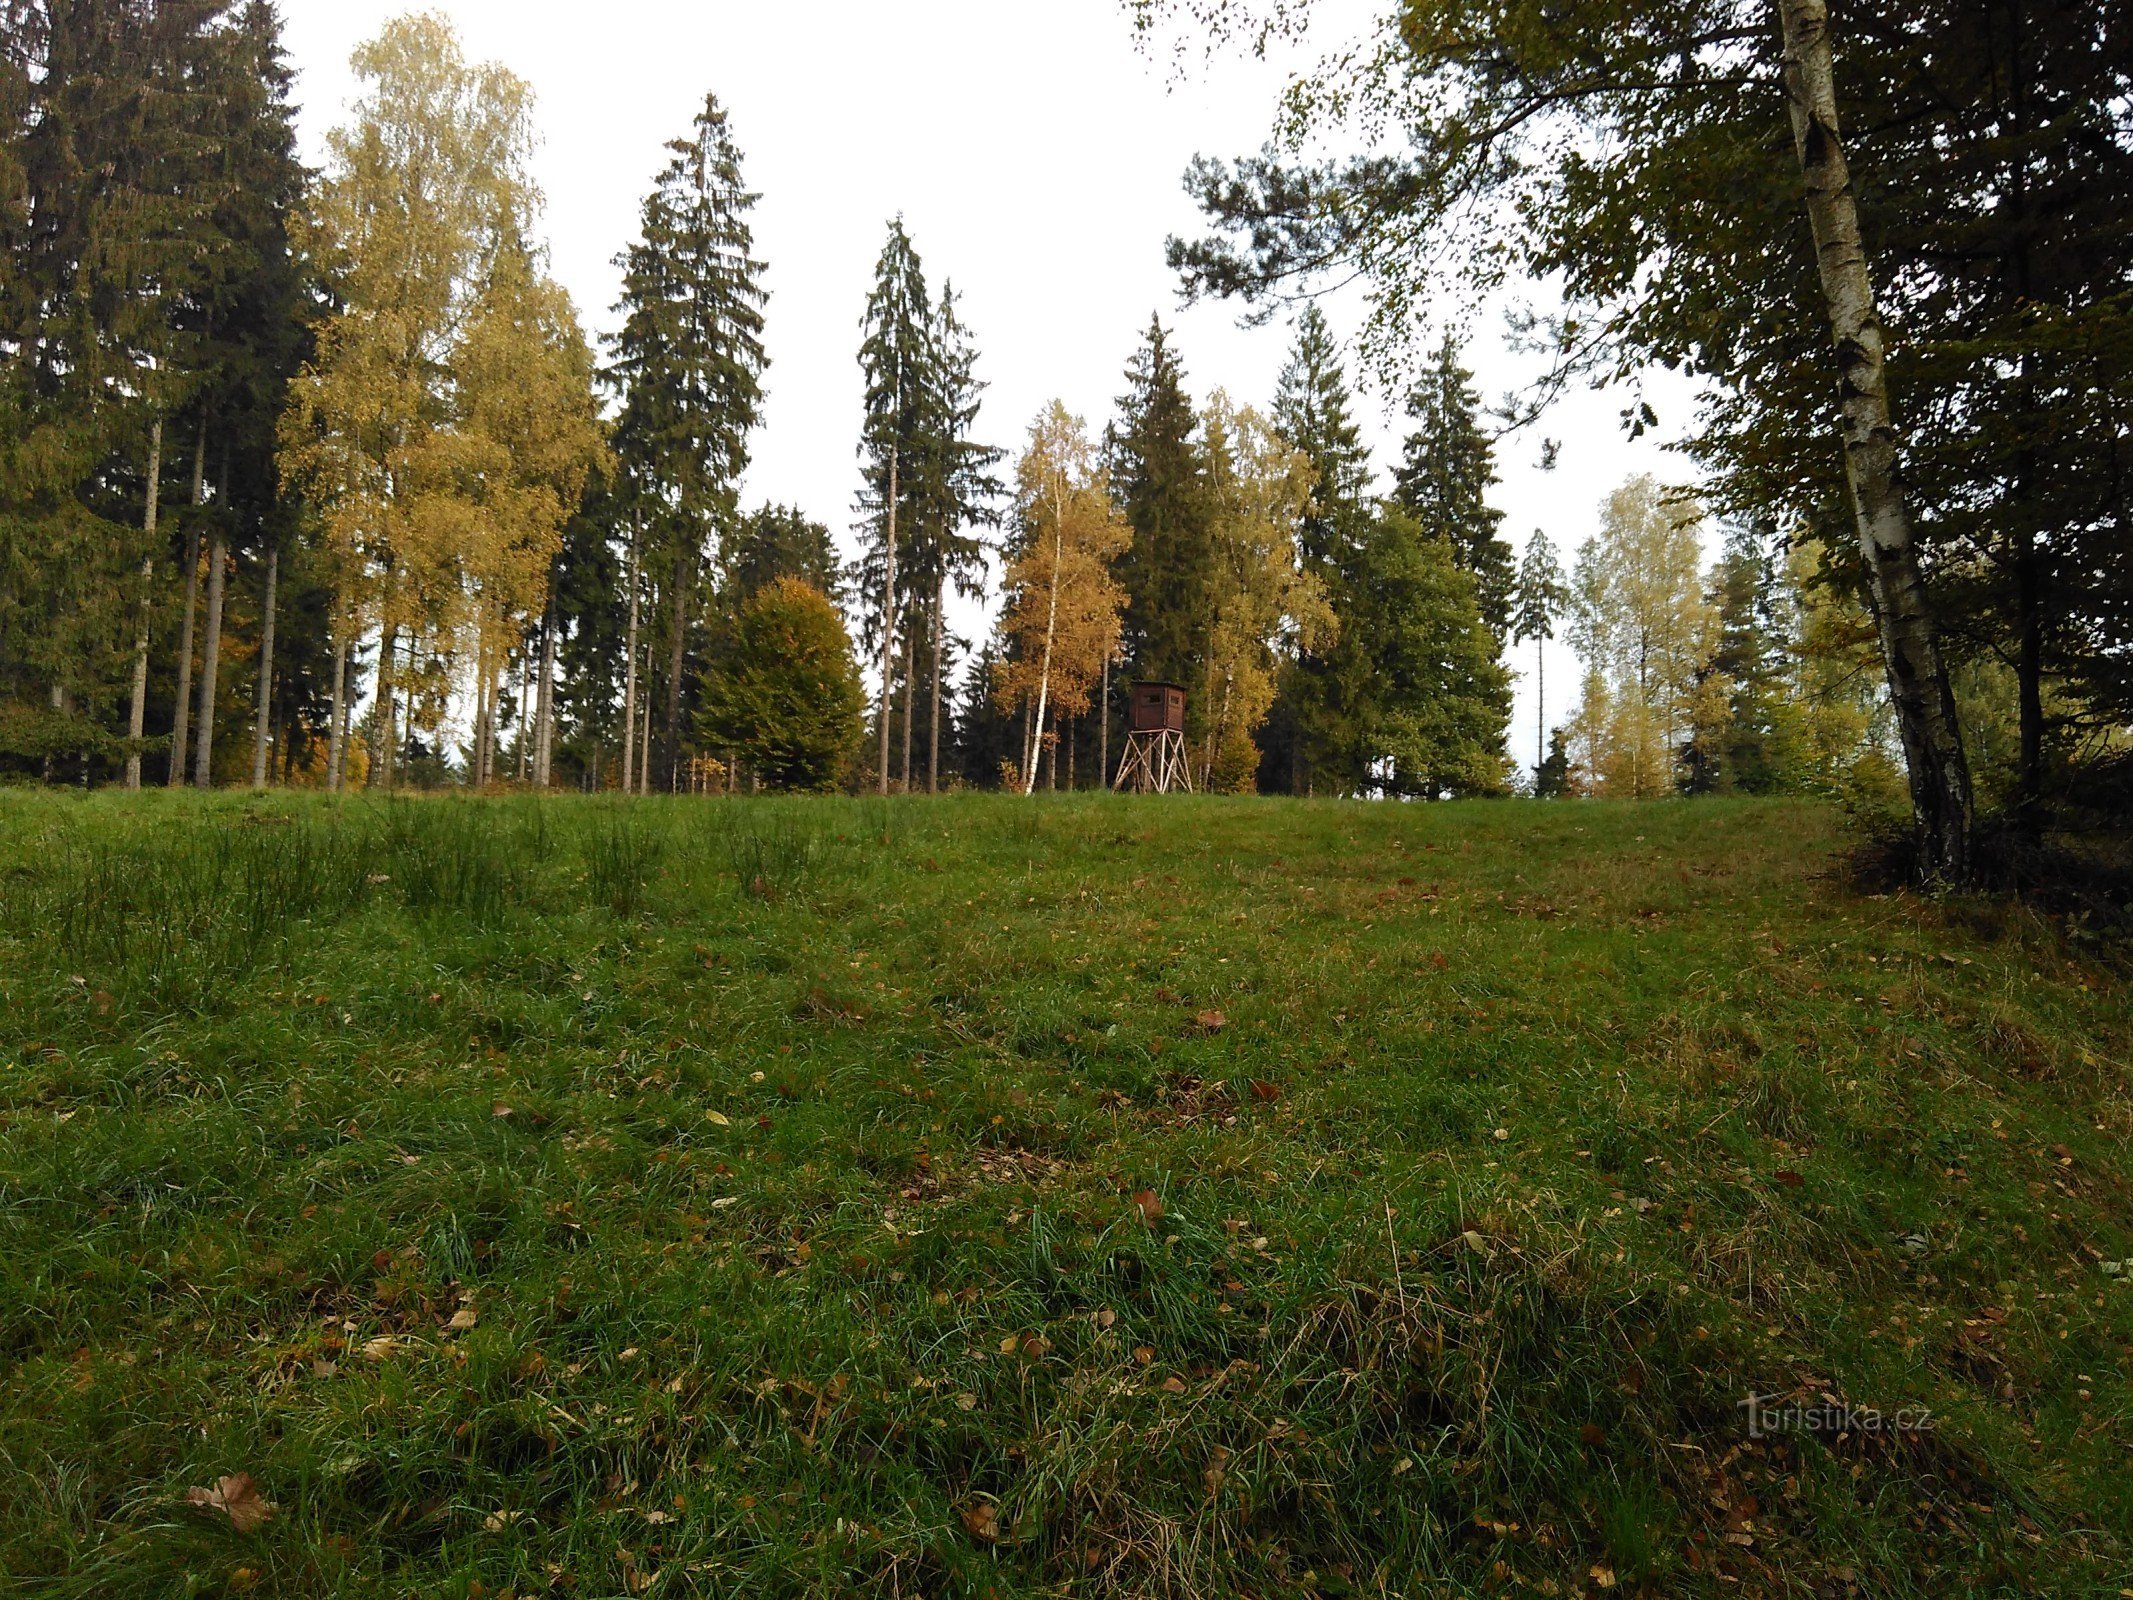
[1108,316,1212,705]
[723,504,841,607]
[853,218,932,793]
[1512,531,1569,776]
[608,91,768,792]
[1266,304,1371,792]
[0,0,237,775]
[1357,506,1513,798]
[1393,334,1515,641]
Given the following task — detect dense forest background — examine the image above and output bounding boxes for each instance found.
[3,2,2127,863]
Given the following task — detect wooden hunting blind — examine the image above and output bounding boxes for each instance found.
[1130,682,1187,735]
[1114,682,1192,793]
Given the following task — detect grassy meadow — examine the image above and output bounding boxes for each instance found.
[0,791,2128,1598]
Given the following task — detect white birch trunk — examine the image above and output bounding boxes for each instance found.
[1778,0,1973,880]
[1024,471,1066,797]
[326,629,348,793]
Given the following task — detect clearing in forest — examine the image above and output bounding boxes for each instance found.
[0,793,2127,1597]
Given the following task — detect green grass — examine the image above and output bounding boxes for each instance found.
[0,791,2127,1598]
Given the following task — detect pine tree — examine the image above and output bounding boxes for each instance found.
[608,92,768,793]
[1512,531,1569,776]
[1109,316,1213,702]
[1393,335,1515,641]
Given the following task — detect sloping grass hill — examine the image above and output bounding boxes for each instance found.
[0,792,2127,1598]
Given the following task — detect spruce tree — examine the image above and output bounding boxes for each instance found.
[723,505,842,606]
[1393,335,1515,641]
[608,92,768,792]
[903,283,1001,791]
[1108,316,1212,700]
[854,218,932,792]
[0,0,234,772]
[1267,305,1372,791]
[1357,506,1513,798]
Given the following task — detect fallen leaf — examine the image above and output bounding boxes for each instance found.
[1589,1565,1618,1589]
[1161,1375,1187,1393]
[1248,1078,1282,1103]
[185,1473,274,1533]
[961,1501,1000,1543]
[999,1335,1020,1355]
[1580,1422,1608,1447]
[1774,1170,1805,1189]
[360,1335,395,1361]
[1093,1307,1116,1330]
[1132,1345,1155,1366]
[704,1110,731,1127]
[1195,1009,1227,1033]
[447,1305,478,1332]
[1132,1189,1164,1226]
[710,1196,740,1209]
[491,1102,513,1119]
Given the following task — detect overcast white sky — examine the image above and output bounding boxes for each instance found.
[279,0,1698,773]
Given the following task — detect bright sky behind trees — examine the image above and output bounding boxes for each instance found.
[277,0,1691,757]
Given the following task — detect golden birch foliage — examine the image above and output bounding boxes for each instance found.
[994,403,1131,724]
[1568,475,1716,798]
[455,246,607,713]
[278,14,539,655]
[1198,393,1331,793]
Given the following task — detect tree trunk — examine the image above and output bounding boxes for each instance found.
[517,637,533,783]
[901,625,914,791]
[2016,529,2045,815]
[537,604,557,787]
[1025,472,1066,796]
[370,624,399,790]
[929,582,943,793]
[663,546,690,790]
[1099,652,1111,787]
[1066,714,1075,791]
[1779,0,1972,882]
[622,523,641,795]
[1536,638,1546,776]
[125,416,162,790]
[326,630,348,793]
[878,449,899,795]
[194,525,227,788]
[167,416,208,787]
[251,545,277,789]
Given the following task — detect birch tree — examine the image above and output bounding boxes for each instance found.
[993,403,1130,793]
